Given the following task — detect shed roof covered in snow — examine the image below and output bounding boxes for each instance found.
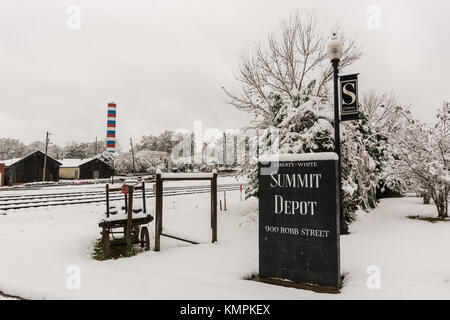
[59,158,109,168]
[0,151,62,167]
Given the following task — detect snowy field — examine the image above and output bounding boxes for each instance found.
[0,190,449,299]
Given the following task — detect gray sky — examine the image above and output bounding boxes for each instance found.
[0,0,448,146]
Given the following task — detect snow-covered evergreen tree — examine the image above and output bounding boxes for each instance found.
[360,91,409,197]
[245,94,382,221]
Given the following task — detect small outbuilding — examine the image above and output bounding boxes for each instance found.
[59,158,113,180]
[0,151,62,184]
[0,163,5,186]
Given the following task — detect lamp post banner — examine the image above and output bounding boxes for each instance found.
[340,73,359,122]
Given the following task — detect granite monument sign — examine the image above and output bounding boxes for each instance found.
[258,153,341,291]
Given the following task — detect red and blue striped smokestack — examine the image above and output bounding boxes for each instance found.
[106,102,117,153]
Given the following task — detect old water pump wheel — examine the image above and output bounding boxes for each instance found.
[140,226,150,251]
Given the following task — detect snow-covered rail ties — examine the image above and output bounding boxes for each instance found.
[0,183,244,211]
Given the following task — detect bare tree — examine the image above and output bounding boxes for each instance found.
[388,102,450,218]
[223,11,362,128]
[361,91,408,135]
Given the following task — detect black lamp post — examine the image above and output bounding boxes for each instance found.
[327,33,349,235]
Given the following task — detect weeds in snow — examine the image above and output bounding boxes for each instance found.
[407,215,450,224]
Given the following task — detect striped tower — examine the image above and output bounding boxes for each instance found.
[106,102,117,153]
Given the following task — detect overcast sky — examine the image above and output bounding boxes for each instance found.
[0,0,448,146]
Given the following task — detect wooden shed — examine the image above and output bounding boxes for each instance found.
[1,151,62,184]
[59,158,113,180]
[0,163,5,186]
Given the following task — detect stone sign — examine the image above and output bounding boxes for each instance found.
[258,153,341,290]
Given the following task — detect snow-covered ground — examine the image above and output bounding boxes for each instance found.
[0,191,449,299]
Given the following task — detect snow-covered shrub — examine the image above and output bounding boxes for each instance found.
[360,91,409,197]
[96,151,115,168]
[341,115,379,219]
[114,150,164,174]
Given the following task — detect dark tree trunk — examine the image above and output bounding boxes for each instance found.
[423,193,430,204]
[433,191,449,219]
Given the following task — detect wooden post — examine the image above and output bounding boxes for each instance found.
[126,185,134,255]
[211,173,217,243]
[124,194,128,212]
[142,181,147,213]
[155,173,163,251]
[224,190,227,211]
[102,228,110,259]
[106,184,110,218]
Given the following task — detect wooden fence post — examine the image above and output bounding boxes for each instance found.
[126,185,134,255]
[142,181,147,214]
[155,173,163,251]
[106,184,110,218]
[224,190,227,211]
[211,173,217,243]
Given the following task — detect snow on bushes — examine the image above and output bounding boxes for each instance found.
[245,94,386,222]
[97,150,165,174]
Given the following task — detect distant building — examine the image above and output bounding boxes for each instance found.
[146,151,173,172]
[0,163,5,186]
[59,158,113,180]
[0,151,62,184]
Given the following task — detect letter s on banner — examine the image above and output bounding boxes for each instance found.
[342,83,356,105]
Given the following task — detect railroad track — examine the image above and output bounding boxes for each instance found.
[0,183,244,211]
[0,183,238,201]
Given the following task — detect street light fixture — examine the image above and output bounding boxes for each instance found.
[327,33,349,235]
[327,33,343,61]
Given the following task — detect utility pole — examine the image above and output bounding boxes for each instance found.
[42,132,50,181]
[190,133,195,166]
[223,132,227,165]
[130,138,136,173]
[95,136,98,155]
